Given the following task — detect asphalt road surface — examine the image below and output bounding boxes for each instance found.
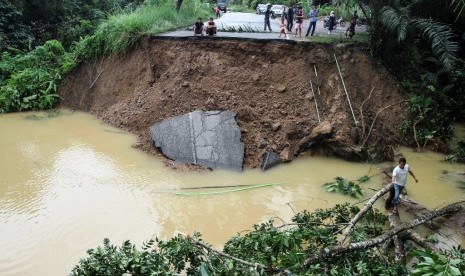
[159,12,363,41]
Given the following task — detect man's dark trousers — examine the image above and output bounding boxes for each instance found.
[305,21,316,36]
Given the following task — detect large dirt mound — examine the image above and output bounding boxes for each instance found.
[60,37,404,169]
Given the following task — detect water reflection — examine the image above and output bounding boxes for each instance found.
[0,110,463,276]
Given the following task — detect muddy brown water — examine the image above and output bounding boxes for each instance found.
[0,110,464,276]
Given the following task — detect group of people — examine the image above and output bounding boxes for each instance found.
[193,17,217,36]
[265,4,359,39]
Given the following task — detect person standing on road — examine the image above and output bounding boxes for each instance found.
[264,4,274,32]
[214,5,221,18]
[305,5,319,37]
[287,4,294,32]
[391,157,418,205]
[327,11,336,35]
[295,6,304,38]
[278,10,286,38]
[345,10,358,39]
[193,17,204,36]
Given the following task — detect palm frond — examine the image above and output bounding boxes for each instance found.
[451,0,465,20]
[380,5,411,42]
[412,18,459,70]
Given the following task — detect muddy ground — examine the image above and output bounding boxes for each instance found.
[60,36,406,170]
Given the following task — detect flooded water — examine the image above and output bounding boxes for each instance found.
[0,110,464,276]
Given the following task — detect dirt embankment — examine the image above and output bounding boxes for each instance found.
[60,37,405,169]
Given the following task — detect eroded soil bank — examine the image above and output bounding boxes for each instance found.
[60,37,405,169]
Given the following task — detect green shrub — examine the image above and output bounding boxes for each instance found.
[0,40,74,113]
[73,0,210,60]
[411,248,465,276]
[71,204,406,275]
[445,140,465,163]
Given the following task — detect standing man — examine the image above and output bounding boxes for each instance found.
[345,10,358,39]
[305,4,319,37]
[287,4,294,32]
[264,3,273,32]
[294,6,304,38]
[392,157,418,205]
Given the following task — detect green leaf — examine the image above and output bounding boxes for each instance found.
[448,266,461,276]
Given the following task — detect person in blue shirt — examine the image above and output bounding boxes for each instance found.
[305,5,319,37]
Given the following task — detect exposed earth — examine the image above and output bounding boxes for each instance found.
[60,36,407,170]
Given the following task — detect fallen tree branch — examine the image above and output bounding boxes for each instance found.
[361,100,407,147]
[400,194,442,230]
[382,174,405,263]
[188,237,266,269]
[338,181,394,245]
[404,230,438,252]
[304,203,462,266]
[359,87,374,138]
[88,69,104,91]
[413,121,421,152]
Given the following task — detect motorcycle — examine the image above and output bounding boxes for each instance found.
[357,17,368,26]
[323,16,345,29]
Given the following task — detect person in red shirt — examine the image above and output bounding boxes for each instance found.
[294,7,304,38]
[278,8,286,38]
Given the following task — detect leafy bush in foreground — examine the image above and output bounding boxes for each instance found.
[71,204,407,275]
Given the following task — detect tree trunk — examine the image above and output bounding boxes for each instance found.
[338,181,393,244]
[175,0,183,12]
[383,175,404,263]
[401,194,441,230]
[404,230,439,252]
[304,203,462,266]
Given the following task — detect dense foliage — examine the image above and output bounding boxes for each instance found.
[354,0,465,148]
[0,0,144,52]
[411,247,465,276]
[0,40,73,112]
[0,0,210,113]
[71,203,410,275]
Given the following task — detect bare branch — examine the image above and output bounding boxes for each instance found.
[359,87,375,137]
[361,100,408,147]
[305,203,463,266]
[413,121,421,152]
[339,182,394,244]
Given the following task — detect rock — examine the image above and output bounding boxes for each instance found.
[305,94,314,101]
[150,110,244,171]
[277,85,286,93]
[252,74,261,81]
[271,122,282,131]
[280,148,291,161]
[258,139,267,149]
[181,82,189,87]
[260,149,282,171]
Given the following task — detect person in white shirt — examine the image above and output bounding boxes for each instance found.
[392,157,418,205]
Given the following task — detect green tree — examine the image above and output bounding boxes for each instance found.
[0,0,32,51]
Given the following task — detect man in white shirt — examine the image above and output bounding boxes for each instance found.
[392,157,418,205]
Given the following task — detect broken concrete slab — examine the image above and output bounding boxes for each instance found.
[260,149,282,171]
[150,110,244,171]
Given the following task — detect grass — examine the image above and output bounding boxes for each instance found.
[73,0,211,60]
[303,31,369,45]
[227,5,255,13]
